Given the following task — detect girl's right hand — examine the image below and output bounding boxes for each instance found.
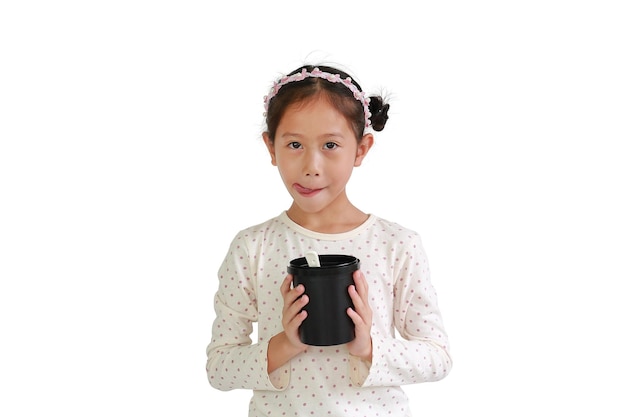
[267,275,308,373]
[280,274,308,350]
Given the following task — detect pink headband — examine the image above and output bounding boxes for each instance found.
[263,67,372,128]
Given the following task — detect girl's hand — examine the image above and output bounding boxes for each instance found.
[279,274,308,351]
[346,270,373,361]
[267,275,308,374]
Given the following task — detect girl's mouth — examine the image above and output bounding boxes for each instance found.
[293,183,322,197]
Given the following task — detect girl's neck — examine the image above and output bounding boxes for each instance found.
[286,202,369,234]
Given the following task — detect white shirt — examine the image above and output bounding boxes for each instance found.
[206,212,452,417]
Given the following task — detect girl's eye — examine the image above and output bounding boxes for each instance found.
[323,142,338,150]
[288,142,302,149]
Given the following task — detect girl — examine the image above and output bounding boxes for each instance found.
[206,64,452,417]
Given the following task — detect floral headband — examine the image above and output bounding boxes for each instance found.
[263,67,372,128]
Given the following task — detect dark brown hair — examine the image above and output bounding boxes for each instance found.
[264,65,390,143]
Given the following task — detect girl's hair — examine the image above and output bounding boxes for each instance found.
[264,65,390,143]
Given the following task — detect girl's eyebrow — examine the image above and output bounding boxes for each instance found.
[281,132,345,140]
[280,132,304,139]
[319,132,345,139]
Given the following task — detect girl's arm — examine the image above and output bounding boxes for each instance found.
[350,234,452,387]
[206,235,290,391]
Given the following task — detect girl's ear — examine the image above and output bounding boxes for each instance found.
[262,132,277,166]
[354,133,374,167]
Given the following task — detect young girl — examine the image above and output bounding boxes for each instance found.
[206,64,452,417]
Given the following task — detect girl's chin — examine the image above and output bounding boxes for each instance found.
[289,198,328,215]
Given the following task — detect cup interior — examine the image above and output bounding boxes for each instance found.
[288,254,359,272]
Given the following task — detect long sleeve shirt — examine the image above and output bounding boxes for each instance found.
[206,212,452,417]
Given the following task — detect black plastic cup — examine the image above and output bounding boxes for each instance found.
[287,254,360,346]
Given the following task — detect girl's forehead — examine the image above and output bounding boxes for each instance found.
[284,93,332,112]
[272,92,361,143]
[276,119,357,144]
[280,98,351,128]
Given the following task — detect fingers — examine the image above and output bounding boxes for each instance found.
[286,289,308,322]
[346,271,373,359]
[280,274,309,326]
[353,269,368,299]
[279,274,293,298]
[349,271,369,310]
[348,270,372,326]
[279,275,308,348]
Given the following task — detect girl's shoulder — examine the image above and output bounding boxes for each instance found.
[369,215,423,242]
[231,214,286,241]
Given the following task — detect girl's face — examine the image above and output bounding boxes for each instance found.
[263,96,373,218]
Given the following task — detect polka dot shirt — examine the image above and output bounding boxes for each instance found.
[206,212,452,417]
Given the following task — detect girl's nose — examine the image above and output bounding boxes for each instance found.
[304,150,321,176]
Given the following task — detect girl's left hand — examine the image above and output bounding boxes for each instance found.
[346,270,373,361]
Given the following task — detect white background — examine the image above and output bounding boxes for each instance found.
[1,1,625,415]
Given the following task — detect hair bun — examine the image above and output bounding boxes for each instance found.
[368,96,390,132]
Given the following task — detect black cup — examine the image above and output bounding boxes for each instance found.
[287,254,360,346]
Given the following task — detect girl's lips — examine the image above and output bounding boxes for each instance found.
[293,183,322,197]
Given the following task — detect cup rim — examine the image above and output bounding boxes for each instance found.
[288,254,360,270]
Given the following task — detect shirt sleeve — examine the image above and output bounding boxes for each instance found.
[205,233,289,391]
[351,233,452,387]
